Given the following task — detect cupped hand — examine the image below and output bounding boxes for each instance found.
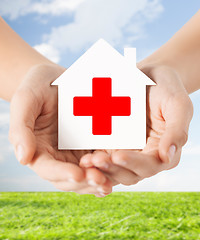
[80,64,193,186]
[9,64,112,196]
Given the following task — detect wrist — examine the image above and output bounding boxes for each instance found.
[137,57,189,93]
[10,63,66,102]
[18,62,65,86]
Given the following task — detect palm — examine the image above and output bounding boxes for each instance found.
[33,83,91,166]
[139,66,189,167]
[95,66,193,186]
[113,67,185,167]
[10,65,108,193]
[102,84,169,175]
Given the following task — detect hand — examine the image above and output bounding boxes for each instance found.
[80,64,193,186]
[9,64,112,196]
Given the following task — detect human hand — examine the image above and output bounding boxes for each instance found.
[9,64,112,196]
[80,64,193,186]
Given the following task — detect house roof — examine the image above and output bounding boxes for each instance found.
[52,39,155,86]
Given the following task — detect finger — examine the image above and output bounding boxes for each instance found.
[80,151,110,170]
[53,183,111,196]
[80,152,118,185]
[9,89,40,165]
[28,152,85,183]
[52,177,112,195]
[80,153,117,186]
[80,151,140,186]
[79,153,94,168]
[159,93,193,163]
[72,150,93,161]
[85,167,113,194]
[85,167,108,186]
[51,180,87,192]
[112,150,168,178]
[94,193,111,198]
[90,151,142,186]
[77,179,113,196]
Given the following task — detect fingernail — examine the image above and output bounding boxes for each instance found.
[97,187,105,193]
[68,178,76,183]
[168,145,176,163]
[88,180,98,186]
[82,162,90,167]
[99,193,106,197]
[16,145,24,163]
[119,161,127,166]
[99,162,109,169]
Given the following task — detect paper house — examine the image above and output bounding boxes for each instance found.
[52,39,155,149]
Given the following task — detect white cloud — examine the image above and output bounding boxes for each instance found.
[0,134,13,163]
[0,0,163,63]
[28,0,86,15]
[0,175,57,191]
[190,89,200,100]
[32,0,163,63]
[0,112,10,127]
[0,0,86,20]
[34,43,60,63]
[114,140,200,192]
[0,99,10,127]
[0,99,12,163]
[114,159,200,192]
[0,0,31,20]
[0,99,10,128]
[46,0,163,52]
[182,143,200,155]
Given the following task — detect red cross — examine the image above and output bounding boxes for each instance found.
[73,77,131,135]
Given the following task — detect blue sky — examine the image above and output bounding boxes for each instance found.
[0,0,200,191]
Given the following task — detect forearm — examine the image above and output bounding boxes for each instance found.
[139,10,200,94]
[0,17,56,101]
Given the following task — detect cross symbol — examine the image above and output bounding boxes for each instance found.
[73,77,131,135]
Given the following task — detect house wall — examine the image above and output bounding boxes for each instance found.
[58,83,147,150]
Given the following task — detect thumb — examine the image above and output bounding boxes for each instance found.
[9,89,39,165]
[159,93,193,163]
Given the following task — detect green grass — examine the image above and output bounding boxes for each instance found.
[0,192,200,240]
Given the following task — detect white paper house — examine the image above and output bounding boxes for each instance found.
[52,39,155,149]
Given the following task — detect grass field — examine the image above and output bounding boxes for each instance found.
[0,192,200,240]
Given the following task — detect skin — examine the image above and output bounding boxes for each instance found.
[1,10,200,196]
[140,10,200,94]
[0,17,54,101]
